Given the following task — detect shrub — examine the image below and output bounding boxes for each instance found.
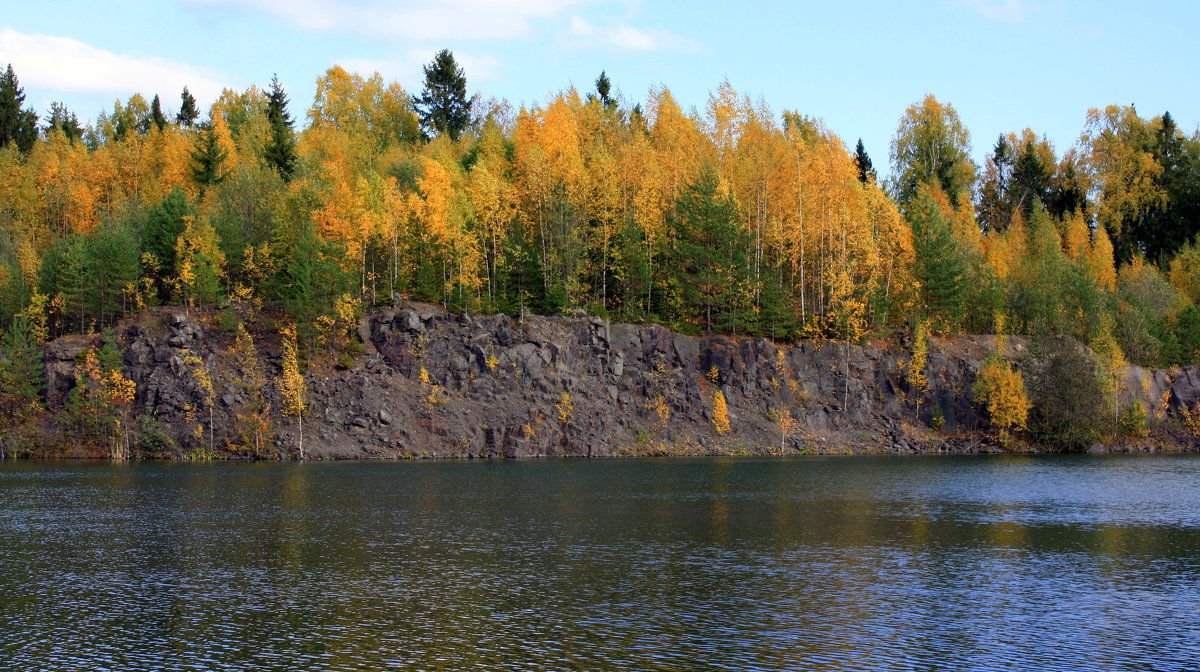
[1118,403,1149,438]
[973,350,1030,444]
[1026,338,1109,450]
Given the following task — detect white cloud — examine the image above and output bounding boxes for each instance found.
[569,15,703,52]
[0,28,230,106]
[185,0,590,41]
[954,0,1032,22]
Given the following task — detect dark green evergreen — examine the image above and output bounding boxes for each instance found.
[150,94,168,131]
[0,314,43,454]
[1139,111,1200,262]
[416,49,472,141]
[190,121,230,193]
[0,64,38,153]
[853,139,875,183]
[177,86,200,127]
[595,71,616,110]
[1027,338,1109,450]
[273,220,352,348]
[263,75,298,182]
[38,235,90,335]
[87,222,141,326]
[143,188,194,302]
[669,166,752,335]
[45,102,84,143]
[907,186,965,330]
[1008,139,1051,218]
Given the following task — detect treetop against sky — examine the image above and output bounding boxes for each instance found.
[2,0,1197,175]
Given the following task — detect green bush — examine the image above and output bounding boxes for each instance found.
[1118,403,1149,438]
[1026,338,1109,450]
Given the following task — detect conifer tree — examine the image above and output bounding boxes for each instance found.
[263,75,297,181]
[150,94,168,131]
[190,121,230,192]
[0,64,38,152]
[595,71,616,110]
[177,86,200,127]
[274,220,352,347]
[853,138,875,183]
[143,189,194,302]
[416,49,471,141]
[670,166,752,334]
[0,314,44,455]
[907,184,965,330]
[45,102,84,143]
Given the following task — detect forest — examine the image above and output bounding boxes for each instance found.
[1,51,1200,453]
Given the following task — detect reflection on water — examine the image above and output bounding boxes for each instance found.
[2,455,1199,671]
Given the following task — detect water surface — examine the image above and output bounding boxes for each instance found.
[2,455,1199,671]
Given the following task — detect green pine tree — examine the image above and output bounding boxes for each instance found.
[907,184,966,331]
[853,138,876,184]
[150,94,168,131]
[190,121,230,193]
[263,75,297,181]
[273,220,352,348]
[670,166,752,335]
[87,222,141,328]
[0,64,38,153]
[45,102,84,143]
[595,71,616,110]
[177,86,200,127]
[143,188,194,302]
[0,314,44,456]
[416,49,472,141]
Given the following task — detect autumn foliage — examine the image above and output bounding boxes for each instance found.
[3,59,1200,455]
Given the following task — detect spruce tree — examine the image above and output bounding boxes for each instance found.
[45,102,84,143]
[907,184,966,331]
[595,71,616,110]
[0,64,38,152]
[853,139,875,183]
[177,86,200,127]
[416,49,472,141]
[150,94,168,131]
[274,220,352,347]
[0,314,44,453]
[671,166,752,334]
[190,121,230,192]
[143,188,194,302]
[263,75,297,181]
[1008,139,1051,218]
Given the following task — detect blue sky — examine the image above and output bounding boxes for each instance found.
[2,0,1196,176]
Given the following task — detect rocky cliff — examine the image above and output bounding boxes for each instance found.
[36,304,1200,458]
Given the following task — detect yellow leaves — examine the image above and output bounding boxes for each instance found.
[418,366,447,407]
[1168,239,1200,303]
[1080,105,1168,236]
[416,156,455,242]
[907,322,929,397]
[706,366,720,385]
[1086,225,1117,292]
[711,389,731,434]
[555,391,574,424]
[771,407,797,450]
[279,324,308,419]
[645,394,671,425]
[973,351,1030,443]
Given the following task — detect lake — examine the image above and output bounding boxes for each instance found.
[2,455,1199,671]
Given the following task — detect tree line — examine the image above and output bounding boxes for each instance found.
[1,52,1200,435]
